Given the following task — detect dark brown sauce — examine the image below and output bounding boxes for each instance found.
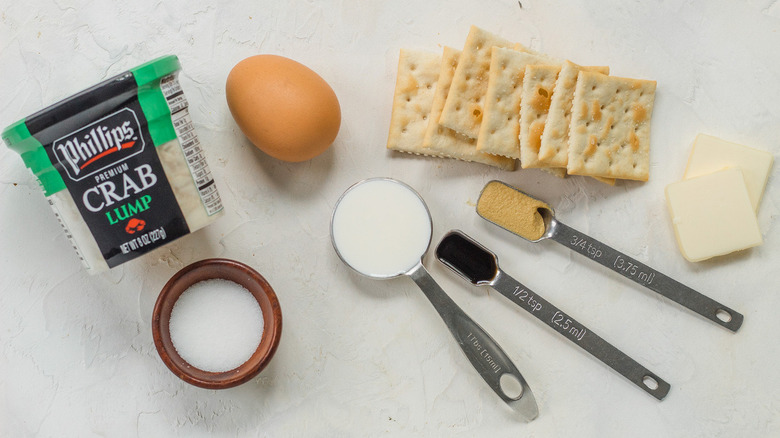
[435,232,497,284]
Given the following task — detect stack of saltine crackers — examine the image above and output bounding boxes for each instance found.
[386,25,657,183]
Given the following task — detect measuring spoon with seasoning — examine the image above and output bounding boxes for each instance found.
[436,230,670,400]
[330,178,538,420]
[476,180,743,332]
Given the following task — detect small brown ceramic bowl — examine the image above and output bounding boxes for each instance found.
[152,258,282,389]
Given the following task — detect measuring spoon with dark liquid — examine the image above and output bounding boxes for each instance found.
[436,230,671,400]
[477,180,743,332]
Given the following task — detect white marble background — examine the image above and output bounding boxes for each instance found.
[1,0,779,436]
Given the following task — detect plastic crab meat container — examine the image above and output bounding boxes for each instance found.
[3,55,224,274]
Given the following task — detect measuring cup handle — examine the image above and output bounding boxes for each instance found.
[408,263,538,421]
[547,219,743,332]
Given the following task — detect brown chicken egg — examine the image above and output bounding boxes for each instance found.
[226,55,341,162]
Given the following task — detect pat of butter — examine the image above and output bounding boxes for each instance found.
[665,168,762,262]
[684,134,773,211]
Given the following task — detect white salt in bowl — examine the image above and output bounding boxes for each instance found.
[152,258,282,389]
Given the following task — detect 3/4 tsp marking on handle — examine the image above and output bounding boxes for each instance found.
[569,235,603,259]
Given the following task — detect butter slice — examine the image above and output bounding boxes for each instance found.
[684,134,773,211]
[665,168,762,262]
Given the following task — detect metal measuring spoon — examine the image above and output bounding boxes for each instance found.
[330,178,538,420]
[476,180,743,332]
[436,230,670,400]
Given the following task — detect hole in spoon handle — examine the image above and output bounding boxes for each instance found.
[408,265,539,420]
[445,311,539,419]
[640,373,671,399]
[547,220,743,332]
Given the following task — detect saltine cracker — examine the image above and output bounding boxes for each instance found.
[519,64,561,168]
[476,48,557,159]
[567,71,656,181]
[422,47,515,170]
[438,25,517,139]
[386,49,442,156]
[538,60,609,167]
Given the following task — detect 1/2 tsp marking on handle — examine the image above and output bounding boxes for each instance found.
[512,286,543,313]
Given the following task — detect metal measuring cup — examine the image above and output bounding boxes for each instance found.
[331,178,538,420]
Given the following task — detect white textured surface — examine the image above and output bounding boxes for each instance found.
[1,0,779,436]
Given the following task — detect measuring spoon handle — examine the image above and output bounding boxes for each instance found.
[492,272,670,400]
[407,262,538,421]
[546,219,743,332]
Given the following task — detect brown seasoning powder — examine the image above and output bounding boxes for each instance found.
[477,181,550,240]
